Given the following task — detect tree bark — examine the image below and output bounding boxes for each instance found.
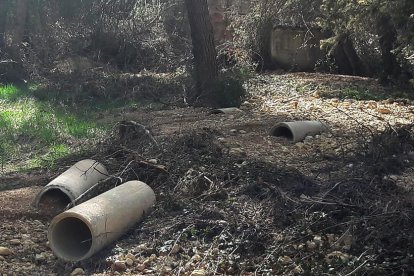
[376,14,401,81]
[185,0,218,106]
[4,0,29,60]
[334,34,367,76]
[0,1,8,49]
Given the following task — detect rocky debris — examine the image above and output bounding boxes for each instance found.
[70,268,85,276]
[112,260,127,272]
[1,72,414,275]
[0,247,13,256]
[191,269,206,276]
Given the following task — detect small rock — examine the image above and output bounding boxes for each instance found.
[211,248,219,255]
[306,241,317,251]
[137,264,146,271]
[191,254,202,262]
[148,159,158,164]
[125,257,134,266]
[35,253,46,262]
[0,247,13,256]
[162,266,173,273]
[239,130,247,134]
[227,267,235,274]
[125,253,135,261]
[278,255,293,264]
[377,108,391,114]
[292,265,304,274]
[296,142,305,148]
[313,235,323,246]
[0,256,5,261]
[304,136,313,142]
[112,261,127,272]
[389,175,398,181]
[9,239,21,245]
[230,129,237,134]
[191,269,206,276]
[70,268,85,276]
[229,147,246,156]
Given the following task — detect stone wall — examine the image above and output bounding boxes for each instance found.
[270,26,323,71]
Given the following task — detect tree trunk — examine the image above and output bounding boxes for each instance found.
[4,0,29,61]
[376,14,401,81]
[0,1,9,49]
[334,34,367,76]
[185,0,218,106]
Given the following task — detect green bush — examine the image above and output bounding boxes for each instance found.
[211,74,246,107]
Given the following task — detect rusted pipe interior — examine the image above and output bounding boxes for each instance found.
[49,217,92,261]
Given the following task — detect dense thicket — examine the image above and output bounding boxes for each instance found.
[0,0,413,89]
[232,0,413,84]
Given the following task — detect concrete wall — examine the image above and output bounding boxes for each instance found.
[270,27,323,71]
[206,1,323,71]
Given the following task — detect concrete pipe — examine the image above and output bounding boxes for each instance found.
[210,107,242,114]
[270,121,328,143]
[34,159,108,215]
[48,180,155,262]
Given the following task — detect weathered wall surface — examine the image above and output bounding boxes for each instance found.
[270,27,323,71]
[207,0,250,42]
[206,1,323,71]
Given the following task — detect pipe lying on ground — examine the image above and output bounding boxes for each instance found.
[270,121,328,143]
[34,159,108,215]
[210,107,242,114]
[47,180,156,262]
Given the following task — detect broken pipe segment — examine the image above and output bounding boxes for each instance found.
[270,120,328,142]
[48,180,156,262]
[34,159,108,213]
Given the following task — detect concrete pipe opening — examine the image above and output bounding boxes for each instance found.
[48,181,155,261]
[37,188,72,216]
[34,159,108,213]
[49,216,92,261]
[270,121,328,143]
[271,125,293,140]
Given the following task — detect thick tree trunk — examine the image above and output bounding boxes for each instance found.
[4,0,29,60]
[376,14,401,81]
[334,34,367,76]
[0,1,8,49]
[185,0,218,106]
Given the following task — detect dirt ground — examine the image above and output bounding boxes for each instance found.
[1,73,414,275]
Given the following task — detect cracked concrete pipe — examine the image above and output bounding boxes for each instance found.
[34,159,108,214]
[270,121,328,142]
[48,180,156,262]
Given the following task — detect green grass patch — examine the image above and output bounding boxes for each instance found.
[0,84,109,172]
[0,84,20,99]
[31,143,71,169]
